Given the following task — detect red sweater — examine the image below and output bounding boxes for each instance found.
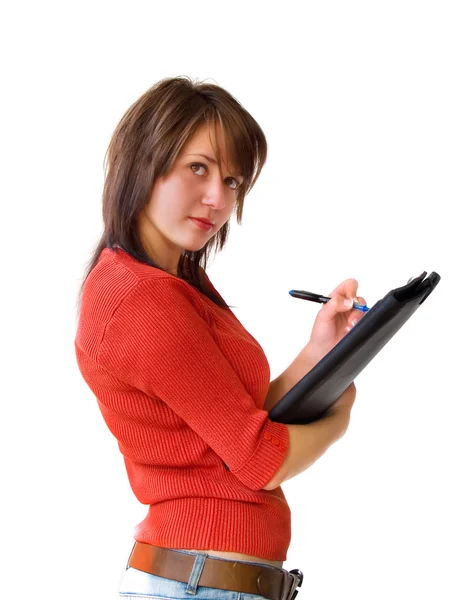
[75,247,291,560]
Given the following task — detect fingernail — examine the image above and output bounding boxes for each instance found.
[344,298,353,307]
[351,319,357,327]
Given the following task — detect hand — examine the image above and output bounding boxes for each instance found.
[321,383,357,437]
[305,278,367,366]
[326,382,357,416]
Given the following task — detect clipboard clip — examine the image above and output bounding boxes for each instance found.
[395,271,440,304]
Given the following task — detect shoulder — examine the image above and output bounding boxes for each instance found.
[77,250,211,359]
[82,248,209,322]
[87,245,178,290]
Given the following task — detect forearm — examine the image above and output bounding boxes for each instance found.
[263,343,317,413]
[263,412,350,490]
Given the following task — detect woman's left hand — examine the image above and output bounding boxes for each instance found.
[305,278,367,366]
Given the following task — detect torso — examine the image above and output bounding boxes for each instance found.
[180,549,283,569]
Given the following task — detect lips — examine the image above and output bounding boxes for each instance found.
[191,217,214,225]
[189,217,214,232]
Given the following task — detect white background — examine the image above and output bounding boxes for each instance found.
[2,1,453,599]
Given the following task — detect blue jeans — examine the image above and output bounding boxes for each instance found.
[118,549,287,599]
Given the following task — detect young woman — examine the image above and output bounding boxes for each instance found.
[75,76,366,599]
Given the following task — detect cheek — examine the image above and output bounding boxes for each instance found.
[149,179,193,218]
[225,193,238,214]
[166,174,198,207]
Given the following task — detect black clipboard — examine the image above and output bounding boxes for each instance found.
[269,271,441,425]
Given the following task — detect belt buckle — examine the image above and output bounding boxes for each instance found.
[285,569,304,600]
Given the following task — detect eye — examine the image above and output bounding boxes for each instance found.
[224,177,241,190]
[190,163,207,176]
[190,162,241,190]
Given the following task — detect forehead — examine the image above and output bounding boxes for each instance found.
[183,122,224,151]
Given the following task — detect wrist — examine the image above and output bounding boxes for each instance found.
[303,340,332,369]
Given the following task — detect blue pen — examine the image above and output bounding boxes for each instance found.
[289,289,370,312]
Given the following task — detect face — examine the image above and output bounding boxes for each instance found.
[137,122,243,275]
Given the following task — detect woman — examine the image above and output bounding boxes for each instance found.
[75,76,365,599]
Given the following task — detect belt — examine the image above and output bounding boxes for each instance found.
[127,542,303,600]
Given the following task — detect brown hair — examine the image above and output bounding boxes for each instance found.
[76,76,267,314]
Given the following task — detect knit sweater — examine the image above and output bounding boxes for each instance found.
[74,247,291,560]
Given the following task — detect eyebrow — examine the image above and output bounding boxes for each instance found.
[184,153,243,178]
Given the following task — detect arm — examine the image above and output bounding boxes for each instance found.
[263,383,355,490]
[264,278,367,413]
[262,279,365,488]
[263,344,317,413]
[94,277,289,492]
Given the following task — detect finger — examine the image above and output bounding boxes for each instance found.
[345,296,367,330]
[352,296,367,318]
[328,278,358,302]
[319,293,355,322]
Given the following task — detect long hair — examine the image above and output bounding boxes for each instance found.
[76,76,267,314]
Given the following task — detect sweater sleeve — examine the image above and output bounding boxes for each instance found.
[96,277,289,491]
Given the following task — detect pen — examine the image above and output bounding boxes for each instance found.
[289,289,370,312]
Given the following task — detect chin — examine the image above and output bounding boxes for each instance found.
[183,242,209,253]
[182,233,214,251]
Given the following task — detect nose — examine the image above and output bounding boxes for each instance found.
[201,174,226,210]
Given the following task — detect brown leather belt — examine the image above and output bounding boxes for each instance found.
[127,542,303,600]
